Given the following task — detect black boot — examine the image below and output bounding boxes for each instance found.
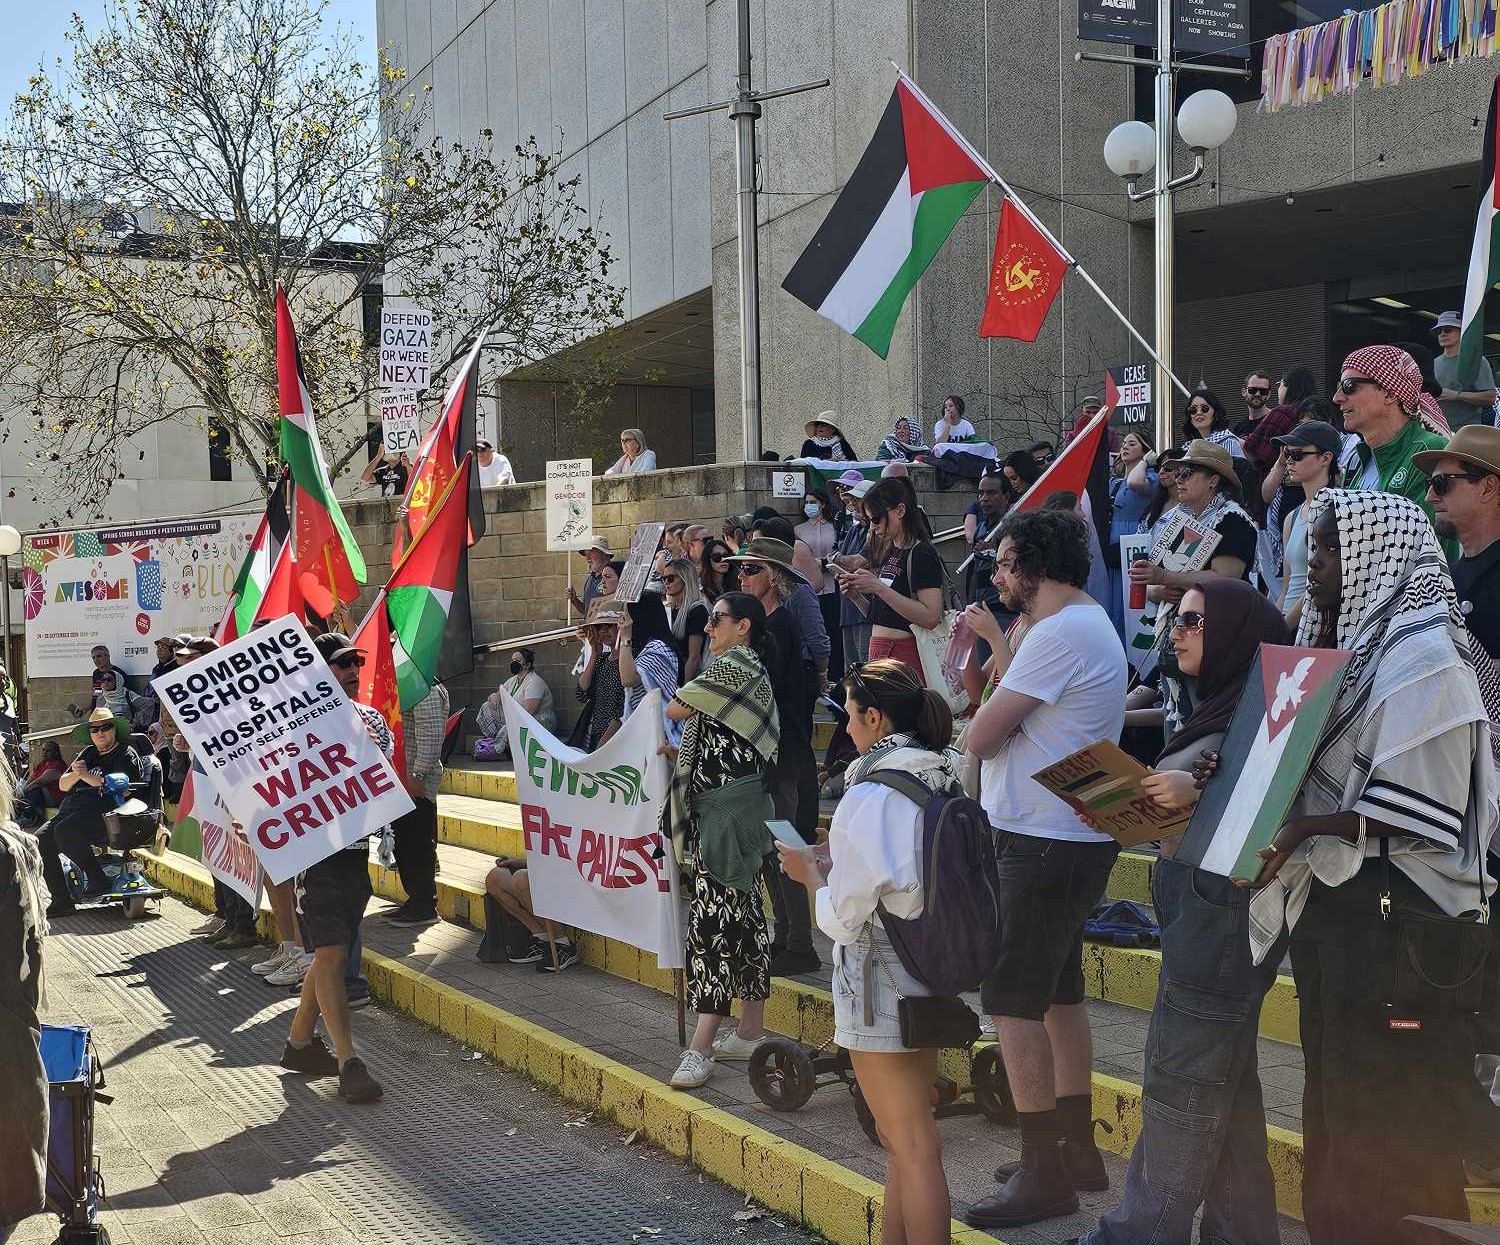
[966,1111,1079,1229]
[992,1136,1109,1192]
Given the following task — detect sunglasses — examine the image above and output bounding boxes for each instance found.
[1428,470,1490,496]
[332,655,365,670]
[1187,403,1213,415]
[1245,386,1271,396]
[1282,448,1323,463]
[1171,465,1205,481]
[662,575,681,585]
[1338,376,1380,396]
[88,724,115,735]
[847,664,883,713]
[1170,611,1207,632]
[710,553,728,564]
[705,611,733,628]
[739,562,766,575]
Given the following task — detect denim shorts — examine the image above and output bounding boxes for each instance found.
[832,922,931,1052]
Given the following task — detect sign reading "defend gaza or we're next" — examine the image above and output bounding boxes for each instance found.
[151,616,414,884]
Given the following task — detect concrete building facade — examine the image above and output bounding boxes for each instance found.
[381,1,1499,466]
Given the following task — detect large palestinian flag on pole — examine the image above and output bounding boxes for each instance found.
[216,472,291,643]
[1460,76,1500,382]
[1176,644,1351,882]
[782,81,988,358]
[388,458,471,709]
[275,283,367,617]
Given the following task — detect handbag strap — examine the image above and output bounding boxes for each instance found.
[1379,824,1491,923]
[904,544,961,613]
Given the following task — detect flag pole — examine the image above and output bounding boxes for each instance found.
[890,64,1192,400]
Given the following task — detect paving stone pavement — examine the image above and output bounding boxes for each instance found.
[9,896,816,1245]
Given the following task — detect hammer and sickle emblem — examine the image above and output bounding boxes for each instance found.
[1005,260,1042,294]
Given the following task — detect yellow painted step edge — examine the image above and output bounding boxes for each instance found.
[135,847,985,1245]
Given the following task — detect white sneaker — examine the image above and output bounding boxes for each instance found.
[711,1029,764,1061]
[670,1049,715,1089]
[264,951,313,987]
[251,942,296,977]
[192,916,225,937]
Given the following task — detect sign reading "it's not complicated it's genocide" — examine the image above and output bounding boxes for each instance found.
[151,616,413,884]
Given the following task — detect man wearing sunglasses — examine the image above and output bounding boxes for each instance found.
[1232,369,1273,439]
[1335,344,1448,524]
[37,707,146,915]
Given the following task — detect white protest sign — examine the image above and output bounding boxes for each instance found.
[379,305,434,392]
[616,522,666,604]
[380,390,423,457]
[152,616,414,884]
[502,687,683,968]
[1119,532,1155,670]
[771,469,805,499]
[545,458,594,552]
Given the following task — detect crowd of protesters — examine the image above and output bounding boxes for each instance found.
[12,330,1500,1245]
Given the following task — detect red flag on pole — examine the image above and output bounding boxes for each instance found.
[979,200,1069,342]
[351,595,406,779]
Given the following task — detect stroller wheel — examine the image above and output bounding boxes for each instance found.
[748,1038,816,1111]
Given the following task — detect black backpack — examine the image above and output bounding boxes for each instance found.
[855,770,1002,996]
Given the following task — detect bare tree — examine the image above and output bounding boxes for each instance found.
[0,0,625,523]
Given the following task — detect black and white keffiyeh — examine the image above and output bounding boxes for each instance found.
[1251,489,1499,959]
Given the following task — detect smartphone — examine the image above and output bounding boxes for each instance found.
[765,819,806,849]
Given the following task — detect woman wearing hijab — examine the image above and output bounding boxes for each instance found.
[662,592,780,1089]
[1080,578,1290,1245]
[1248,490,1498,1245]
[877,415,930,462]
[800,413,857,462]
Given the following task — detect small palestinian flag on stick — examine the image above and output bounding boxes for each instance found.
[1461,77,1500,383]
[1176,644,1351,882]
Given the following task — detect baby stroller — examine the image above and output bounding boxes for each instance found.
[41,1024,112,1244]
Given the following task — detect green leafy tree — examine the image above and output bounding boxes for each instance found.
[0,0,624,523]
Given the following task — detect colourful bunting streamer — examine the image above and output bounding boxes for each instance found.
[1262,0,1500,112]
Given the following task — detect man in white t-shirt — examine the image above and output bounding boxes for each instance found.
[960,508,1126,1231]
[476,439,515,487]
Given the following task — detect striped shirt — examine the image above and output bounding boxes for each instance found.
[623,639,682,747]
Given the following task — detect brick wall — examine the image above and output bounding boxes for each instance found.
[22,462,980,750]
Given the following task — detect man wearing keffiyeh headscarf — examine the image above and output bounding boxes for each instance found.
[1247,489,1497,1245]
[1336,344,1450,524]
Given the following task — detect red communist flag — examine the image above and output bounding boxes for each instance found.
[979,200,1069,342]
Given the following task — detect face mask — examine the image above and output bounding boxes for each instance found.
[510,659,523,675]
[803,503,820,519]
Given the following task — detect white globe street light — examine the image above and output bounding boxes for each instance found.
[1176,88,1238,153]
[1103,121,1157,179]
[0,525,20,558]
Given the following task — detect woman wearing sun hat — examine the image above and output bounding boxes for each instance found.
[799,412,857,462]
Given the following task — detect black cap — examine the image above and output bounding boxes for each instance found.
[1274,421,1343,456]
[314,631,363,663]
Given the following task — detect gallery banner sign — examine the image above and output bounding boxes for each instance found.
[23,515,259,678]
[501,687,683,968]
[152,616,413,884]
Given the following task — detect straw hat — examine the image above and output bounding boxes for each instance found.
[724,537,809,583]
[584,597,623,626]
[72,706,132,746]
[805,412,845,439]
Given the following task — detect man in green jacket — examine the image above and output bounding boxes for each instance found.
[1336,344,1448,526]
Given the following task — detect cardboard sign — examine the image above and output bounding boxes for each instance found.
[1032,740,1192,848]
[380,390,423,457]
[502,687,683,967]
[194,769,263,909]
[1152,510,1223,576]
[379,304,434,391]
[545,458,595,552]
[771,469,806,499]
[151,616,414,884]
[615,522,666,604]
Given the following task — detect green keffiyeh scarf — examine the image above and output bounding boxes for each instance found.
[663,645,779,865]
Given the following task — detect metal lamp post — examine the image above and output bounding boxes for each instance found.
[1102,8,1239,451]
[0,524,19,676]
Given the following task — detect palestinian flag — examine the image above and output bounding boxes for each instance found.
[1461,77,1500,382]
[396,326,488,563]
[1013,409,1109,514]
[388,458,470,709]
[782,81,987,359]
[352,595,406,778]
[216,472,291,643]
[275,284,367,617]
[1176,645,1351,882]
